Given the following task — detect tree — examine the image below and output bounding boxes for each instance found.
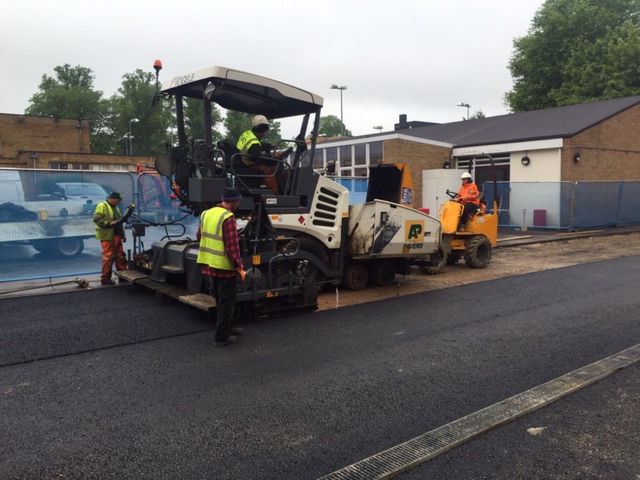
[469,110,486,120]
[223,111,250,143]
[181,98,223,144]
[110,69,170,156]
[26,64,109,153]
[505,0,640,112]
[552,21,640,104]
[317,115,351,137]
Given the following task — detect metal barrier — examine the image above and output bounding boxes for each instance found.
[482,181,640,229]
[1,169,640,283]
[0,168,193,283]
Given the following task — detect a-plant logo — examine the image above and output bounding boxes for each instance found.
[405,220,424,242]
[402,219,425,252]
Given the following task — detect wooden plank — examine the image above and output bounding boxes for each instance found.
[115,270,150,282]
[179,293,216,311]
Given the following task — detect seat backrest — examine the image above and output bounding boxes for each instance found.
[216,139,239,164]
[216,139,264,190]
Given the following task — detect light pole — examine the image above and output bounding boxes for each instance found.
[330,84,347,136]
[122,134,130,155]
[457,102,471,120]
[128,118,139,155]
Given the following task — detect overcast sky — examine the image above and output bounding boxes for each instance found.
[3,0,545,139]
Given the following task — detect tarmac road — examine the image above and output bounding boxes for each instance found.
[0,256,639,479]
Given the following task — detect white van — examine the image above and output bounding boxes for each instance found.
[0,169,26,203]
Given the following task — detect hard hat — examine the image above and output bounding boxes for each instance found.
[251,115,270,128]
[461,172,472,179]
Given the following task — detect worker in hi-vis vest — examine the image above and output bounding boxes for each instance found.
[196,187,246,346]
[93,191,128,285]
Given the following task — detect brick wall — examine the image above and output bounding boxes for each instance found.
[562,105,640,181]
[0,113,153,170]
[0,114,90,158]
[383,138,452,207]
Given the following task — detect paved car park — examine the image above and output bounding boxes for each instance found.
[1,256,639,479]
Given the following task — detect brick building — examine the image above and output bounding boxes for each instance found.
[315,96,640,208]
[0,114,153,171]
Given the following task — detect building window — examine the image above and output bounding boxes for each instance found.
[315,140,384,177]
[49,162,70,169]
[456,154,511,194]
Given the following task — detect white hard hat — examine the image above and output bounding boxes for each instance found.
[461,172,472,179]
[251,115,270,128]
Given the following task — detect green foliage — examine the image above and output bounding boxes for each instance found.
[223,111,251,142]
[318,115,351,137]
[505,0,640,112]
[109,69,171,155]
[181,98,223,143]
[27,64,287,155]
[553,21,640,103]
[469,110,486,120]
[26,64,108,153]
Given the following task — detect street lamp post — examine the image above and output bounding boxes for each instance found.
[122,134,130,155]
[457,102,471,120]
[128,118,139,155]
[330,84,347,136]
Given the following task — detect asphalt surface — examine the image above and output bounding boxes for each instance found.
[1,254,639,479]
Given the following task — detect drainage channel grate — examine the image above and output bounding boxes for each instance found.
[318,343,640,480]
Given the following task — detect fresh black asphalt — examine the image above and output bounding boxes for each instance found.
[1,256,639,479]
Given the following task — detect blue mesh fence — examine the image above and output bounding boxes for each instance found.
[2,168,639,283]
[617,181,640,224]
[0,168,193,283]
[573,182,621,228]
[484,181,601,229]
[573,180,640,227]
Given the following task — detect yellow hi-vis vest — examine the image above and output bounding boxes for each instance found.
[197,206,234,270]
[236,129,261,166]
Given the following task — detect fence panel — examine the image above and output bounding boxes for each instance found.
[484,182,574,229]
[3,170,640,284]
[616,181,640,225]
[573,182,622,228]
[481,182,512,225]
[0,169,135,283]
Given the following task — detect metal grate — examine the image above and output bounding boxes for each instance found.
[312,186,341,228]
[318,343,640,480]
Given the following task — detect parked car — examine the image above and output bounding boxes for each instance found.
[48,182,109,203]
[35,182,110,214]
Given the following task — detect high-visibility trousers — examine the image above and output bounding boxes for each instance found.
[100,234,127,280]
